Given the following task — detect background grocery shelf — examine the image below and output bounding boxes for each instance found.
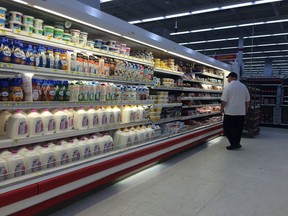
[152,117,182,124]
[182,103,220,108]
[0,28,154,67]
[193,72,224,79]
[181,97,221,101]
[154,67,184,76]
[0,63,154,85]
[183,79,223,86]
[0,120,152,149]
[181,112,221,120]
[153,103,182,108]
[151,86,222,93]
[0,100,154,110]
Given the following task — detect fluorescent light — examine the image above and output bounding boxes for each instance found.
[266,19,288,24]
[213,25,237,30]
[191,7,220,14]
[129,20,142,24]
[180,33,288,45]
[122,36,167,52]
[165,12,191,19]
[255,0,283,4]
[191,28,213,33]
[142,16,165,22]
[171,18,288,36]
[100,0,113,2]
[12,0,28,4]
[170,31,190,35]
[221,2,253,10]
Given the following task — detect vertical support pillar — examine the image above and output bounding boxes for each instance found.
[264,58,272,76]
[237,35,244,77]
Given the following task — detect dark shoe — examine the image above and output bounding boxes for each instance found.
[226,145,242,150]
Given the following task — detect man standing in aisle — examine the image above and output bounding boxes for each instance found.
[220,72,250,150]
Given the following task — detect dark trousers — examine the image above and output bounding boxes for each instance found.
[223,114,245,147]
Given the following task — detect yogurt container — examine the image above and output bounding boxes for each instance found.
[34,28,43,35]
[87,40,95,48]
[54,28,64,40]
[9,11,23,23]
[63,33,71,42]
[22,25,34,33]
[0,7,7,19]
[34,19,43,28]
[108,40,116,48]
[54,22,64,29]
[94,39,103,48]
[70,29,80,43]
[23,15,34,26]
[79,31,88,45]
[0,18,5,28]
[44,25,54,37]
[9,21,22,31]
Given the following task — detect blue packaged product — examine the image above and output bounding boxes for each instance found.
[0,37,12,63]
[25,44,35,66]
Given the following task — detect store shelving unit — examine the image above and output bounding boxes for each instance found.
[0,1,231,215]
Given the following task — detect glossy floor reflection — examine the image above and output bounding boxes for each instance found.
[49,127,288,216]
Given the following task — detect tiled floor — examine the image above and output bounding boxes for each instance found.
[49,127,288,216]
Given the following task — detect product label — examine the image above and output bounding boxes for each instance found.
[32,89,39,101]
[49,90,55,96]
[116,113,120,123]
[31,159,42,172]
[61,60,68,70]
[59,91,64,96]
[48,119,55,131]
[35,120,43,133]
[4,121,7,132]
[103,142,113,153]
[0,166,8,181]
[84,147,91,158]
[134,136,139,144]
[47,156,56,168]
[14,162,25,177]
[3,49,11,63]
[18,121,28,135]
[93,115,99,126]
[93,145,100,155]
[82,115,88,127]
[102,114,107,125]
[109,114,114,124]
[1,91,9,97]
[60,117,68,130]
[68,116,73,128]
[130,112,134,121]
[127,137,132,146]
[72,150,81,161]
[60,153,69,165]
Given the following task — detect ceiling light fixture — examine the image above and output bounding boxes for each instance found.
[171,18,287,36]
[129,0,283,24]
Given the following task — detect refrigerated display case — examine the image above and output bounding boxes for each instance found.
[0,1,231,215]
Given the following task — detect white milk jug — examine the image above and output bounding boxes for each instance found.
[118,128,132,148]
[18,148,42,174]
[50,143,69,166]
[78,136,92,159]
[87,106,99,128]
[113,106,121,124]
[63,108,74,130]
[147,125,156,140]
[103,134,114,153]
[132,105,140,121]
[141,125,150,142]
[35,146,56,169]
[130,127,139,145]
[89,134,101,156]
[64,141,81,162]
[106,106,115,126]
[41,108,55,135]
[6,109,28,139]
[27,109,44,137]
[122,105,133,123]
[96,106,107,128]
[138,105,145,121]
[74,107,89,130]
[0,158,8,181]
[5,151,26,179]
[113,129,124,149]
[0,110,12,136]
[54,109,68,133]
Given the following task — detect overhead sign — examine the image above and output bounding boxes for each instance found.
[210,54,237,61]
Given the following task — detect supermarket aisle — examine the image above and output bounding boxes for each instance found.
[49,127,288,216]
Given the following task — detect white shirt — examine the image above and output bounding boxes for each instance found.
[221,80,250,115]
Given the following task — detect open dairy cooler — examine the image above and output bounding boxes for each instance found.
[0,0,231,215]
